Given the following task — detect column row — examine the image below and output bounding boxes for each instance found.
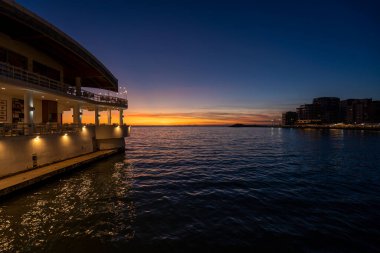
[21,91,124,126]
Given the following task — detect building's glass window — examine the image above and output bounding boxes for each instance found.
[33,61,60,81]
[0,47,28,69]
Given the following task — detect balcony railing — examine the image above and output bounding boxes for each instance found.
[0,123,82,137]
[0,62,128,108]
[0,123,131,137]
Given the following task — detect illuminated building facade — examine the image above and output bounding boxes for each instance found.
[0,0,129,177]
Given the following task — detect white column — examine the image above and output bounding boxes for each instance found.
[73,104,81,125]
[107,108,112,125]
[119,108,123,125]
[23,91,34,124]
[95,106,99,126]
[75,77,81,96]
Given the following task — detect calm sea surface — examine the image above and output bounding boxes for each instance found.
[1,127,380,252]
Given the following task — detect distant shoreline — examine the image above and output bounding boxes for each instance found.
[230,123,380,131]
[129,124,380,131]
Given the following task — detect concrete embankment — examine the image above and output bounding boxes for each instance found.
[0,149,119,198]
[230,124,380,131]
[281,125,380,131]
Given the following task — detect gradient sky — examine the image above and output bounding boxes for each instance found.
[18,0,380,125]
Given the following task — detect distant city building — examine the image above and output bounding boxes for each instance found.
[340,99,356,123]
[285,97,380,126]
[296,103,321,124]
[282,111,297,125]
[354,99,372,123]
[312,97,340,123]
[371,101,380,123]
[340,99,373,123]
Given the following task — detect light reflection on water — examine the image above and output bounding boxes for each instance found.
[0,127,380,252]
[0,159,136,252]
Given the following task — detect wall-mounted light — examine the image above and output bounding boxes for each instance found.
[1,87,5,90]
[30,107,36,111]
[97,114,101,118]
[79,112,83,115]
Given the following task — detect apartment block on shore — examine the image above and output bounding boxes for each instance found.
[283,97,380,126]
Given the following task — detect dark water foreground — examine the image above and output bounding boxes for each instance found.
[1,127,380,252]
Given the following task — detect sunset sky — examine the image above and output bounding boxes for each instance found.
[20,0,380,125]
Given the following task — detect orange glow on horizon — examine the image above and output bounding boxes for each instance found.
[124,112,277,126]
[62,110,122,124]
[126,116,231,126]
[62,109,278,126]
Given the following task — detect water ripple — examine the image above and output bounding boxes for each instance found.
[0,127,380,252]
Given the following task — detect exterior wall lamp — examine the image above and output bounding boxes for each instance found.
[30,107,35,111]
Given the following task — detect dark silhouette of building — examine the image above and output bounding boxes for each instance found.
[354,99,372,123]
[282,111,298,125]
[340,99,355,123]
[340,99,373,123]
[288,97,380,125]
[371,101,380,123]
[296,103,321,124]
[313,97,340,123]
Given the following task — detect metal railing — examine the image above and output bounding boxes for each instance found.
[0,123,82,137]
[0,62,128,107]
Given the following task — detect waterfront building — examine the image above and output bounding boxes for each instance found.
[340,99,373,124]
[371,101,380,123]
[339,99,356,123]
[0,0,129,178]
[294,97,380,125]
[354,99,372,124]
[282,111,297,126]
[312,97,340,123]
[296,104,321,124]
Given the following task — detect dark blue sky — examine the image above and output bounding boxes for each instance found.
[18,0,380,124]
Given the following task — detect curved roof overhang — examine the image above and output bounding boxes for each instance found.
[0,0,118,92]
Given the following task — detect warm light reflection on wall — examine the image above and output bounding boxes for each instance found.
[0,141,4,153]
[81,125,88,136]
[61,133,71,146]
[114,125,122,137]
[32,135,45,155]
